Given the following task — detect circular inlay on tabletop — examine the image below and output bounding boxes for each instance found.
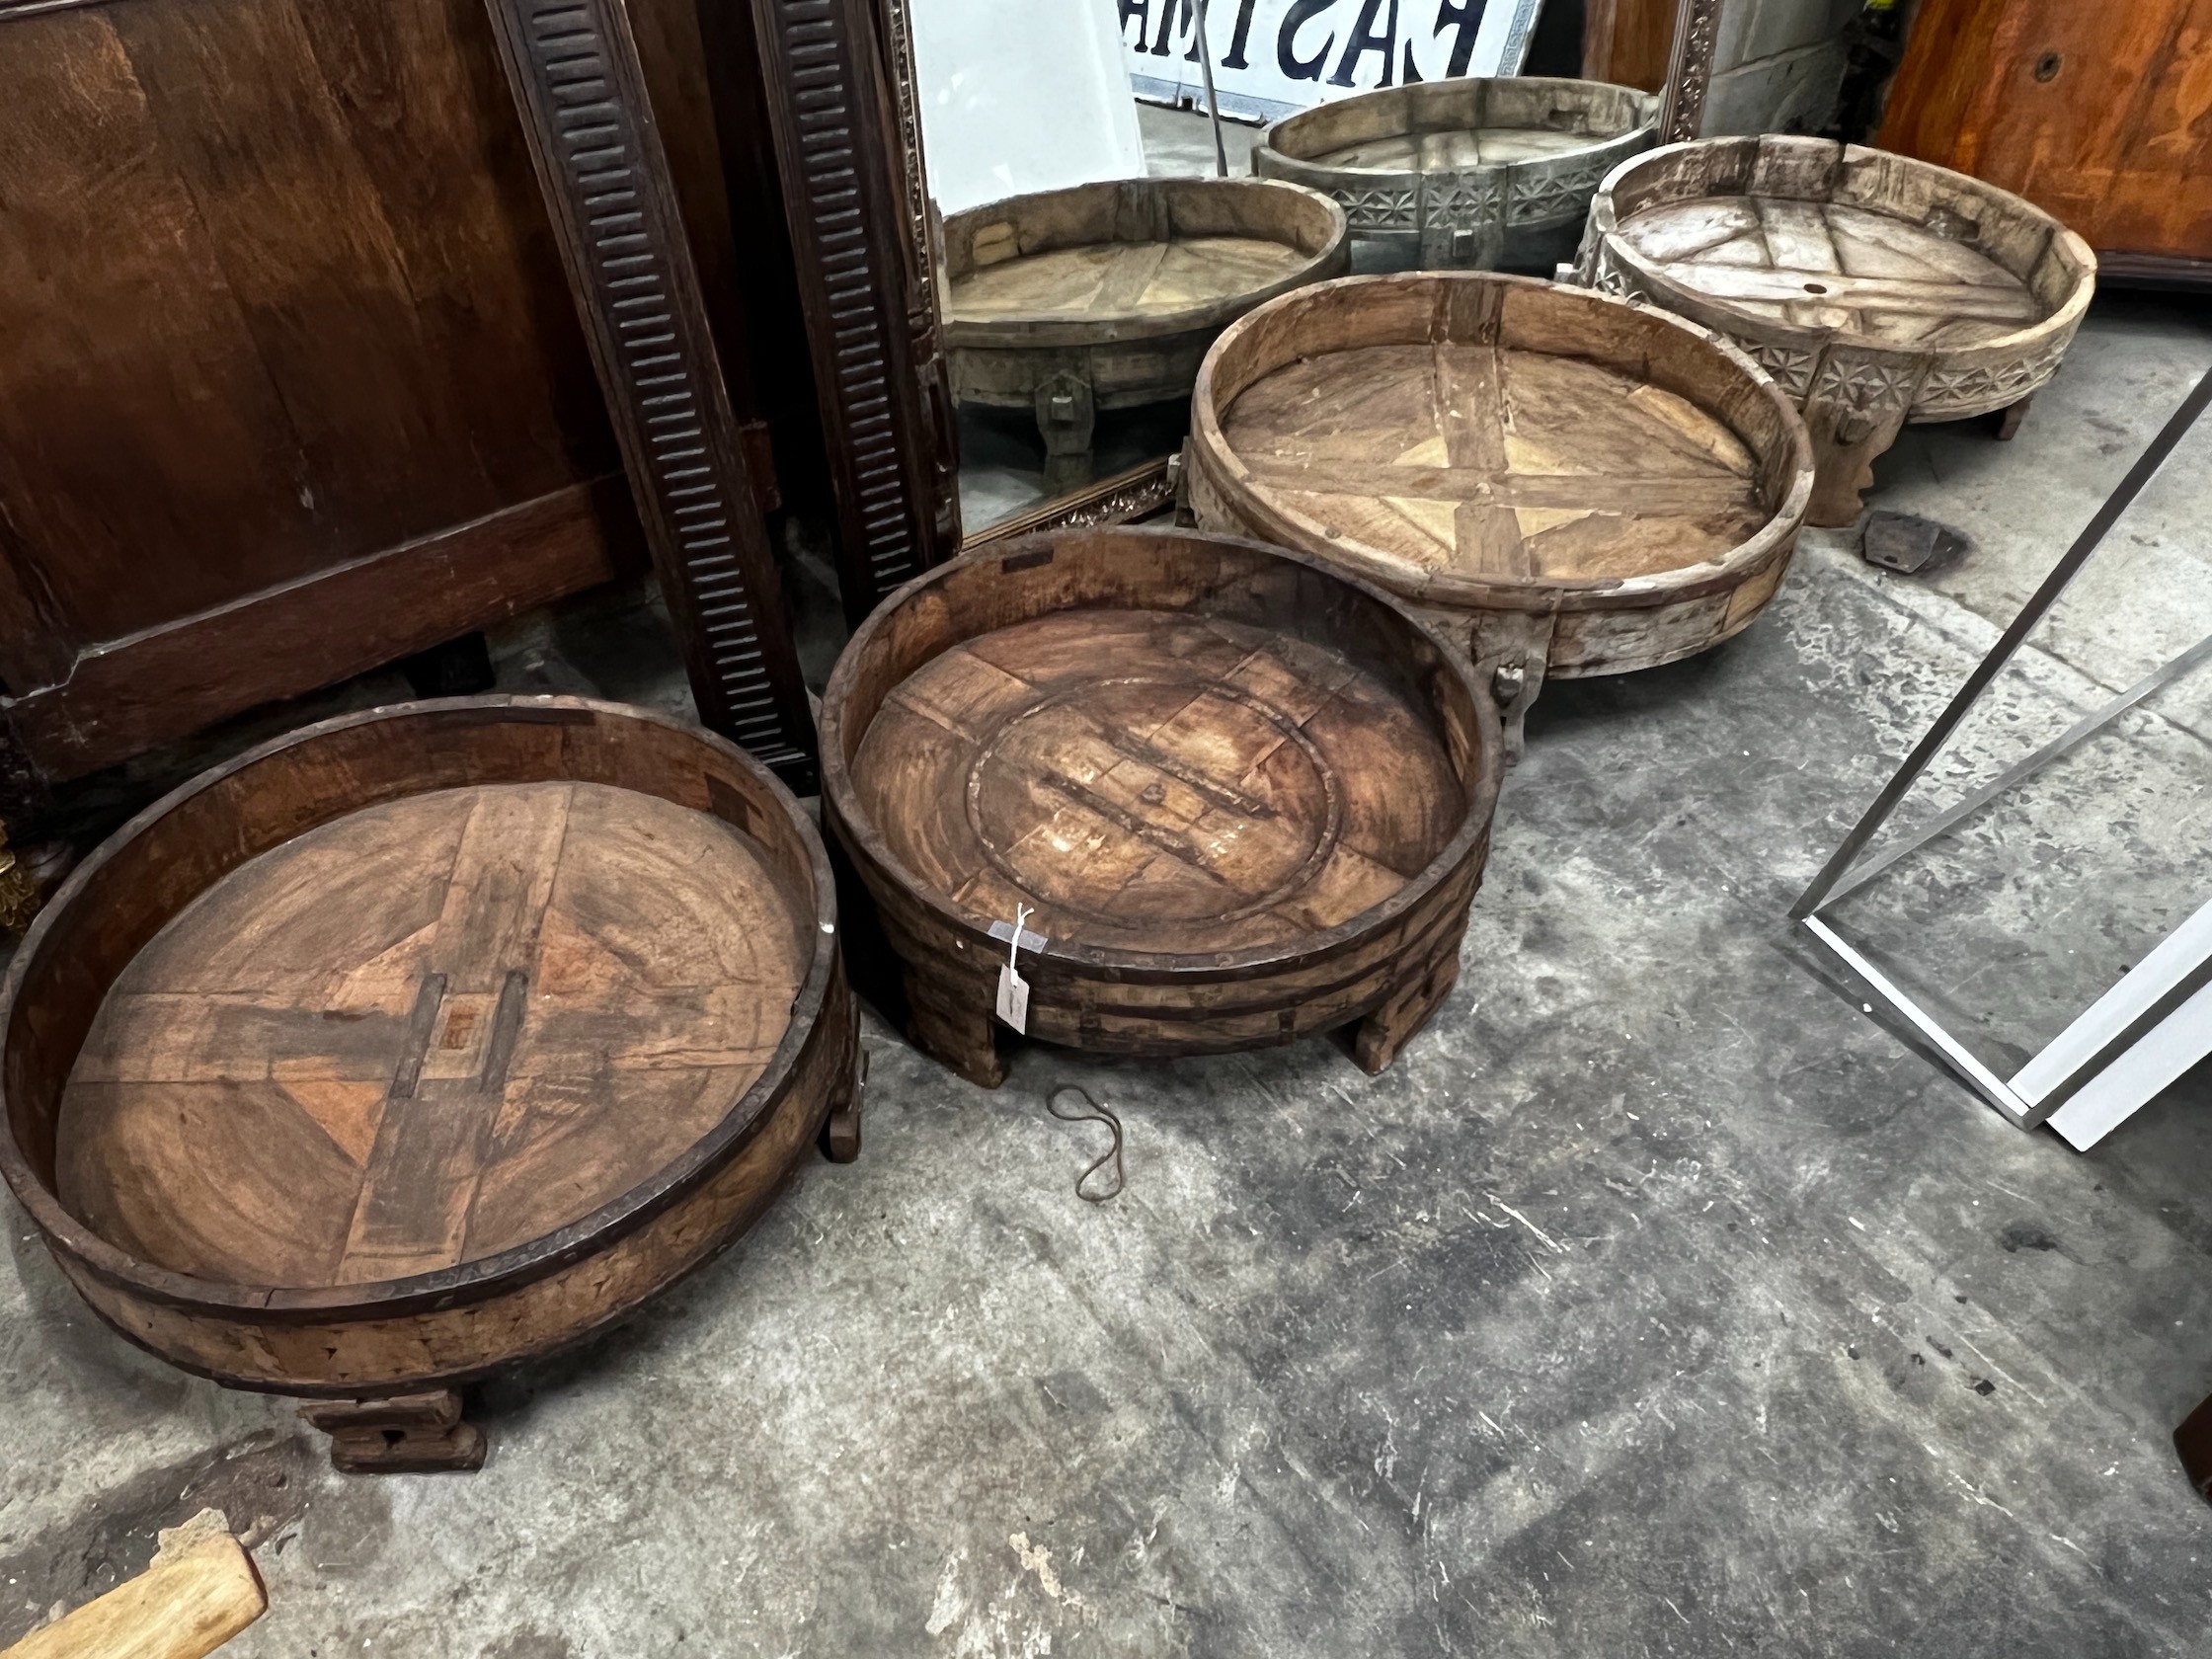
[821,525,1502,1088]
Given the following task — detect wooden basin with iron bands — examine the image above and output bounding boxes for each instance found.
[0,697,859,1471]
[1186,272,1815,749]
[821,525,1503,1088]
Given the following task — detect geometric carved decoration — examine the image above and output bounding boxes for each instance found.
[1748,340,1819,401]
[1508,164,1609,225]
[1336,186,1420,230]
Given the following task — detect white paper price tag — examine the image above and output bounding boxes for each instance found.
[994,903,1035,1033]
[995,962,1030,1033]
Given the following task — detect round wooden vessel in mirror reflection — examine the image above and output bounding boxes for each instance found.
[939,177,1349,462]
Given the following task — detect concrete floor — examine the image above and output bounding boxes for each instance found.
[6,295,2212,1654]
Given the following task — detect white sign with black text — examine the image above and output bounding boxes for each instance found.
[1120,0,1546,122]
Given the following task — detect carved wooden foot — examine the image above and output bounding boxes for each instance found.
[819,1046,866,1162]
[2177,1389,2212,1505]
[906,973,1006,1089]
[1352,929,1464,1073]
[1994,393,2033,441]
[301,1389,487,1473]
[1034,371,1096,460]
[1800,351,1931,527]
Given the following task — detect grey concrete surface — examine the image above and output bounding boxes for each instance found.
[4,296,2209,1657]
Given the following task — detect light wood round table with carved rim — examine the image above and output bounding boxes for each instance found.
[1254,76,1656,272]
[0,697,860,1471]
[1570,135,2095,525]
[1186,272,1814,749]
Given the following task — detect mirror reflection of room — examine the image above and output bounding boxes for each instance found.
[908,0,1615,536]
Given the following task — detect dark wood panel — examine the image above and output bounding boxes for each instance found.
[0,7,335,640]
[1,480,639,791]
[1582,0,1678,92]
[109,0,505,551]
[0,0,640,808]
[292,0,615,498]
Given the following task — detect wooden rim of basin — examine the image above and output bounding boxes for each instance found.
[0,695,838,1320]
[1586,136,2097,359]
[818,524,1502,981]
[1257,75,1655,176]
[939,177,1348,350]
[1188,272,1815,614]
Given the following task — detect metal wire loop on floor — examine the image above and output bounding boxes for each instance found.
[1046,1085,1126,1204]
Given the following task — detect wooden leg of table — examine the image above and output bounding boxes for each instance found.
[818,1041,865,1163]
[300,1390,487,1474]
[905,971,1006,1089]
[1034,371,1096,460]
[1994,393,2034,441]
[1352,925,1465,1074]
[1800,352,1930,528]
[2177,1390,2212,1505]
[1803,407,1914,527]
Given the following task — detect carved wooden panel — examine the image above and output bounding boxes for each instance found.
[1657,0,1722,143]
[742,0,958,616]
[485,0,817,787]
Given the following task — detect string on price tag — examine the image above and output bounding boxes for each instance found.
[1047,1085,1126,1204]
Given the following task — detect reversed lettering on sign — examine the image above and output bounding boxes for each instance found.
[1123,0,1542,120]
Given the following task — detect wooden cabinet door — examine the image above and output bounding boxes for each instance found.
[1878,0,2212,272]
[0,0,637,808]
